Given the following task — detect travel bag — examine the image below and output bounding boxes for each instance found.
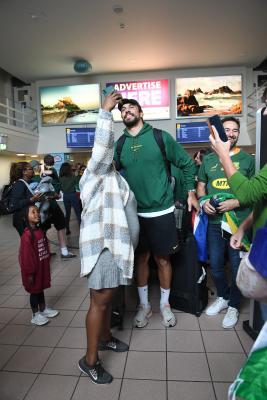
[169,220,209,317]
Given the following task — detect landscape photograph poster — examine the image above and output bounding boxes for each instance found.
[176,75,242,118]
[40,84,100,125]
[105,79,170,121]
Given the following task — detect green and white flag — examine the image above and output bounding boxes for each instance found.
[228,321,267,400]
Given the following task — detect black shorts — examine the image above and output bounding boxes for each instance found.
[41,201,66,231]
[136,212,179,256]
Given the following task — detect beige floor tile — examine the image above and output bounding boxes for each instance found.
[53,296,84,310]
[234,313,250,331]
[170,312,199,330]
[78,297,91,310]
[24,326,65,347]
[121,379,167,400]
[47,310,76,327]
[214,382,231,400]
[236,330,254,354]
[57,327,87,348]
[95,351,127,378]
[0,285,21,295]
[0,324,34,345]
[0,344,18,369]
[167,352,211,381]
[207,353,246,381]
[168,381,215,400]
[130,329,166,351]
[199,313,231,330]
[72,377,121,400]
[167,330,204,352]
[11,309,33,325]
[52,276,76,286]
[125,351,166,380]
[1,295,29,308]
[69,310,87,327]
[62,285,89,297]
[0,294,11,304]
[202,330,244,353]
[44,285,69,297]
[42,347,84,375]
[0,371,37,400]
[4,345,53,372]
[0,307,20,323]
[24,374,78,400]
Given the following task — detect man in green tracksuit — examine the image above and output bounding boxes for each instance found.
[197,116,255,329]
[115,98,199,328]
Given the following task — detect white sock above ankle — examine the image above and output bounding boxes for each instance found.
[61,247,68,256]
[138,285,149,307]
[160,287,170,308]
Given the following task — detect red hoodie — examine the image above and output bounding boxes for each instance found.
[19,228,51,293]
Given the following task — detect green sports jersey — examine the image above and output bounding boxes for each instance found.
[198,149,255,224]
[114,123,196,213]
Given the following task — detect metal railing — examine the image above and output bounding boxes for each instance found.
[0,95,38,133]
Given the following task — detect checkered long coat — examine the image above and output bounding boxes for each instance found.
[79,109,134,279]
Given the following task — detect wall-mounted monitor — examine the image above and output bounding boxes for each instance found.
[176,121,210,143]
[66,127,95,148]
[176,75,242,118]
[40,84,100,126]
[104,79,170,121]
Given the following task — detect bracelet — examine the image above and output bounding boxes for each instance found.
[188,189,196,193]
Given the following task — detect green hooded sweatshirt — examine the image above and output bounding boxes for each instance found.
[114,123,195,213]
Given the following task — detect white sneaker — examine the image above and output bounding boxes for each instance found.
[31,312,50,326]
[133,303,152,328]
[160,304,177,327]
[205,297,229,316]
[40,308,59,318]
[222,307,239,329]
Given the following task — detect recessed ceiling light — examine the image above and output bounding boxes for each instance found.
[113,5,124,13]
[16,153,25,156]
[31,155,38,157]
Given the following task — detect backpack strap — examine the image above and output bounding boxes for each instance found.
[115,134,127,170]
[19,179,34,194]
[153,128,172,183]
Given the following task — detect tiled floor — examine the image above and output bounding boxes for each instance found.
[0,213,254,400]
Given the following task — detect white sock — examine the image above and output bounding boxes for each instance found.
[160,287,170,308]
[138,285,149,307]
[61,247,68,256]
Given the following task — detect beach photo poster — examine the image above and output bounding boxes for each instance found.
[104,79,170,121]
[40,84,100,126]
[176,75,242,118]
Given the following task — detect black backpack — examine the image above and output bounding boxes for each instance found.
[115,128,175,188]
[0,184,15,216]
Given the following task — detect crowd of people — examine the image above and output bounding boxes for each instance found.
[1,89,266,391]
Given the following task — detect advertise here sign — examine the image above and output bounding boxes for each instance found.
[105,79,170,121]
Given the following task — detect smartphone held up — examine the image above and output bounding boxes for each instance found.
[207,114,228,142]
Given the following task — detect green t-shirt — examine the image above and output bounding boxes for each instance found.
[198,149,255,224]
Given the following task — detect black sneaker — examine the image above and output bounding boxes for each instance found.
[61,252,77,260]
[98,336,129,352]
[78,357,113,385]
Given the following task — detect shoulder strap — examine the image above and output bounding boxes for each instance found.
[115,134,127,170]
[19,179,34,194]
[153,128,172,183]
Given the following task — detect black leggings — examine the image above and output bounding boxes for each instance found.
[30,292,45,312]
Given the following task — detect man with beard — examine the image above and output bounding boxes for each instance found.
[115,98,199,328]
[197,117,255,328]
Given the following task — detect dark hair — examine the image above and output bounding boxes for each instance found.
[10,162,29,182]
[221,116,240,129]
[262,87,267,104]
[44,154,55,166]
[193,148,211,162]
[59,162,72,177]
[22,204,39,242]
[118,98,143,113]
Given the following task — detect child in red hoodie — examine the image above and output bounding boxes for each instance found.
[19,204,59,325]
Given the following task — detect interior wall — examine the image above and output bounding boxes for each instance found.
[35,65,252,154]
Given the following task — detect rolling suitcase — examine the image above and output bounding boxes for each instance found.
[169,230,208,317]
